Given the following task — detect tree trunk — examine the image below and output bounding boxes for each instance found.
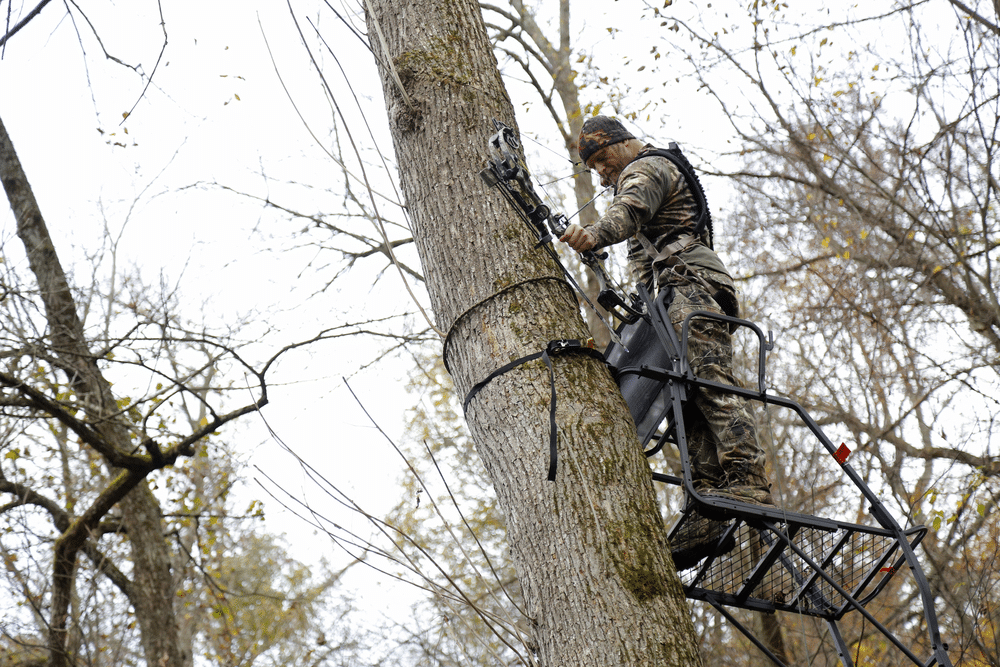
[0,114,189,667]
[364,1,702,664]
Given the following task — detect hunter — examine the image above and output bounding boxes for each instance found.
[560,115,774,570]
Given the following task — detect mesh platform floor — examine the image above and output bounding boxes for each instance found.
[676,514,924,620]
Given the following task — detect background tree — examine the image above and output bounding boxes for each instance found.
[0,111,360,665]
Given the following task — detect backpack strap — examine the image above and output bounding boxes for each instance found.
[626,143,714,249]
[635,232,698,267]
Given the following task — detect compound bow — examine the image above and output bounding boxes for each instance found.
[478,119,643,345]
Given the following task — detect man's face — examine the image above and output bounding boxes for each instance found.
[586,147,622,188]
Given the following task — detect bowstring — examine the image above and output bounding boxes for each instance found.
[533,176,631,301]
[518,131,581,167]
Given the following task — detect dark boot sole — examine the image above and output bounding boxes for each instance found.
[671,531,737,571]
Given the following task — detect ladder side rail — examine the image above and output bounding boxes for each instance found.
[670,375,702,504]
[893,532,951,666]
[826,619,859,667]
[645,283,685,373]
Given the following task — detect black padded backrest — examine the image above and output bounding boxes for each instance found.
[605,310,676,446]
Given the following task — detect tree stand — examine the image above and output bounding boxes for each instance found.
[605,284,953,667]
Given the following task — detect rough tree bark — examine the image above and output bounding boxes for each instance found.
[363,1,702,664]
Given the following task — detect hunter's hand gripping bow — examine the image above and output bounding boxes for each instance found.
[478,120,643,335]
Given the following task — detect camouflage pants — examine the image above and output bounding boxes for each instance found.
[665,279,767,491]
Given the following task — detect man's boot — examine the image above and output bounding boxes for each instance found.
[669,511,736,571]
[701,463,775,519]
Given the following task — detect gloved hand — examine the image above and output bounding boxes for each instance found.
[559,223,597,253]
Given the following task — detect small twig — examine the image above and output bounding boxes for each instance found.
[119,0,167,124]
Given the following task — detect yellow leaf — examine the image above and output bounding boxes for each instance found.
[807,132,817,140]
[933,265,943,274]
[122,111,129,119]
[873,64,880,71]
[821,237,830,249]
[790,46,797,55]
[234,93,241,101]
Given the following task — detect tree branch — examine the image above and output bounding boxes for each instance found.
[945,0,1000,35]
[0,0,55,50]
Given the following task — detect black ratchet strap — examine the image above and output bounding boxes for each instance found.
[462,339,606,481]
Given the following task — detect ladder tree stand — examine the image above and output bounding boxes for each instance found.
[605,284,953,667]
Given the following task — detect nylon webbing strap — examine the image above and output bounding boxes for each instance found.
[635,232,697,267]
[462,339,605,482]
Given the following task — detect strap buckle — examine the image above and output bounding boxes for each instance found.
[547,338,595,355]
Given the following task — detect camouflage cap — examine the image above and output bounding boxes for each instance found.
[578,116,636,164]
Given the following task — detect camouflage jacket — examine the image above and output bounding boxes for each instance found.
[588,144,732,292]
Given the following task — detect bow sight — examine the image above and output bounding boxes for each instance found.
[479,119,643,329]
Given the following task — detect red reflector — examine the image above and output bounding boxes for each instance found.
[880,567,896,574]
[834,443,851,465]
